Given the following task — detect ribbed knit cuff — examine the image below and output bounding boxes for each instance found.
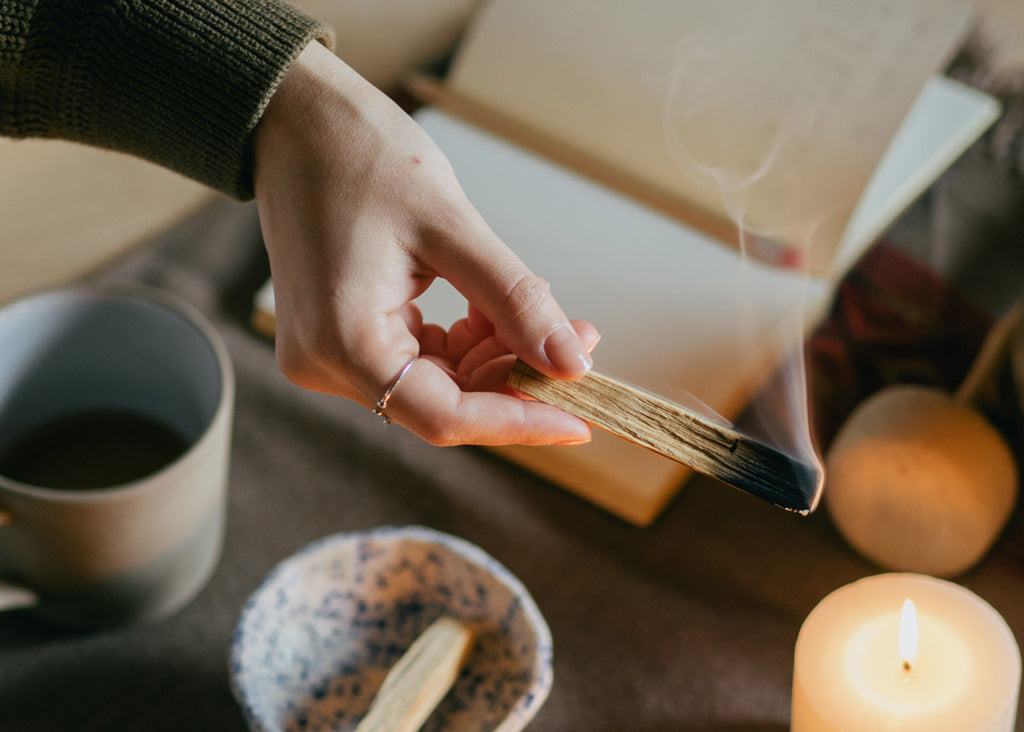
[1,0,333,199]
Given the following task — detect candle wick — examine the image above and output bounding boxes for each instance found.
[902,660,912,673]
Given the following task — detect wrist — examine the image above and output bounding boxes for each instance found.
[253,41,386,188]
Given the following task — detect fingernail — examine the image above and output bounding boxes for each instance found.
[544,325,593,377]
[554,436,591,447]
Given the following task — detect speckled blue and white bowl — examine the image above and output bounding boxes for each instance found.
[230,526,553,732]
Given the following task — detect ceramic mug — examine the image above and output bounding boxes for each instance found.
[0,285,234,628]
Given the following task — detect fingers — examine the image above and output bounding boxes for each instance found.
[455,319,600,387]
[395,302,424,339]
[418,314,489,365]
[376,357,591,447]
[319,313,597,445]
[419,214,595,381]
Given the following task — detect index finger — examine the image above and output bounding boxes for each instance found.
[418,211,594,382]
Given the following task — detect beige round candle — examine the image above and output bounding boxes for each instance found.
[792,573,1021,732]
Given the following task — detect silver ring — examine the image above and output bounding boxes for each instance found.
[372,356,417,425]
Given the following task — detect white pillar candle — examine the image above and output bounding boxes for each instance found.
[792,573,1021,731]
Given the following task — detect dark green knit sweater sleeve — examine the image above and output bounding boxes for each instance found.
[0,0,333,199]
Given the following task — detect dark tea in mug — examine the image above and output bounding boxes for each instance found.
[0,408,191,491]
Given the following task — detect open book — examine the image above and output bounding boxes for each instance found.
[255,0,999,525]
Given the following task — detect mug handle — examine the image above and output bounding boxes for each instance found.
[0,511,38,611]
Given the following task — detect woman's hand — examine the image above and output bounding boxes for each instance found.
[252,42,598,446]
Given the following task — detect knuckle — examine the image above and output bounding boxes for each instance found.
[503,274,553,324]
[273,318,358,391]
[418,198,481,254]
[275,344,317,389]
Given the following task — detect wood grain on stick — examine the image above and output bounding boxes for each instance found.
[354,617,474,732]
[509,361,823,513]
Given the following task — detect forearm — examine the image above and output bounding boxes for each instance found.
[0,0,332,198]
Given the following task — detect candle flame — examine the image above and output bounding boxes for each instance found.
[898,598,919,670]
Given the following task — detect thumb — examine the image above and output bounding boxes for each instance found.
[427,216,594,380]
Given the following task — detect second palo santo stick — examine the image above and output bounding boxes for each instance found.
[508,361,823,514]
[355,617,474,732]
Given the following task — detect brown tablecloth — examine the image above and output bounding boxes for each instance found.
[0,199,1021,731]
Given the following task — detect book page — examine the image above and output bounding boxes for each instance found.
[449,0,973,272]
[834,76,1000,278]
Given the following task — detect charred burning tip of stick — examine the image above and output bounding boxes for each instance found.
[705,428,823,514]
[754,447,824,515]
[508,359,825,515]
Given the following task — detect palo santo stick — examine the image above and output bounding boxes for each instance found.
[355,617,474,732]
[508,360,823,514]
